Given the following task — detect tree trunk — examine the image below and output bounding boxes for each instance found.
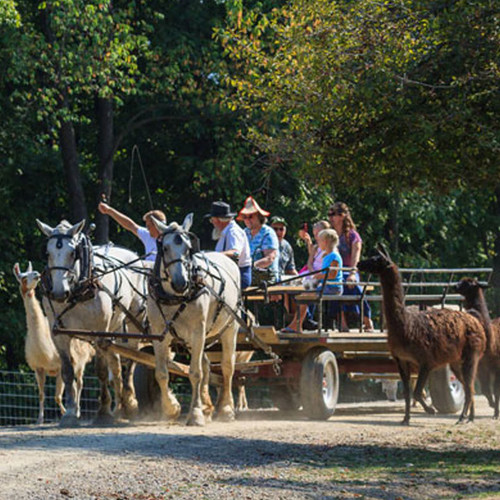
[388,190,400,256]
[59,120,88,223]
[95,97,114,244]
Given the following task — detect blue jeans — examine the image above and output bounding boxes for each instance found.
[240,265,252,289]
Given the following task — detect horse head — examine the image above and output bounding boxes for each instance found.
[152,213,196,295]
[13,261,41,297]
[36,218,86,301]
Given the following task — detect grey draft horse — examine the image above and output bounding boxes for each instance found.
[37,218,149,426]
[148,213,240,426]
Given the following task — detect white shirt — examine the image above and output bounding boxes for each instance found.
[215,220,251,268]
[137,227,157,262]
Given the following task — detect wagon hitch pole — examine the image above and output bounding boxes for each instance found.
[53,328,224,386]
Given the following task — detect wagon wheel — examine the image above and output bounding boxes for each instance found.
[300,347,339,420]
[428,364,465,414]
[269,384,301,411]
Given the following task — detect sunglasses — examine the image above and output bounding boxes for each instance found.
[328,211,344,216]
[272,227,285,232]
[242,214,256,220]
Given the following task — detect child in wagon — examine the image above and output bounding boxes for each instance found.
[283,229,343,333]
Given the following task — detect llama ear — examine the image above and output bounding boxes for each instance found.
[27,261,33,273]
[13,262,21,281]
[377,242,391,261]
[36,219,55,237]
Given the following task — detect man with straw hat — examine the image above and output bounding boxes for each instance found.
[205,201,252,289]
[237,196,280,285]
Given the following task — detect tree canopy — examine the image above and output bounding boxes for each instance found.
[217,0,499,192]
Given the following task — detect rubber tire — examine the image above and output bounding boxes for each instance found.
[133,347,161,414]
[428,365,465,414]
[300,347,339,420]
[269,385,301,411]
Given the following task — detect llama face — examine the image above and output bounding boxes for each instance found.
[13,262,41,296]
[358,254,392,275]
[455,277,486,298]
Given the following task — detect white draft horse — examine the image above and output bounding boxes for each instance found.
[37,219,149,426]
[148,213,240,426]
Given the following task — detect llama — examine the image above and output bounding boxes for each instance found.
[357,245,486,425]
[13,262,65,424]
[456,277,500,418]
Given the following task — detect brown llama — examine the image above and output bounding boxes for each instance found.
[358,245,486,425]
[456,277,500,418]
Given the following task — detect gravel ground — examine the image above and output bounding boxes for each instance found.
[1,399,499,500]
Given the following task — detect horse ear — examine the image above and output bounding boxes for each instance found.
[182,213,194,233]
[27,261,33,273]
[36,219,55,237]
[68,219,86,237]
[150,216,168,235]
[13,262,21,281]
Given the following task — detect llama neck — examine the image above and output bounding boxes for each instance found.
[379,264,407,333]
[22,292,48,337]
[464,289,496,353]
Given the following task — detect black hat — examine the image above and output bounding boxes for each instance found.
[204,201,236,219]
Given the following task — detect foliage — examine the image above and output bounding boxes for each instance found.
[217,0,499,192]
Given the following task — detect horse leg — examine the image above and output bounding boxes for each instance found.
[216,326,237,422]
[55,371,66,416]
[413,364,435,415]
[153,339,181,421]
[186,336,206,427]
[52,334,80,427]
[34,368,46,425]
[237,384,249,412]
[93,349,114,424]
[201,353,214,422]
[121,358,139,420]
[73,363,84,419]
[396,358,412,425]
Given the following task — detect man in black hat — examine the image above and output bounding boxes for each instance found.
[205,201,252,289]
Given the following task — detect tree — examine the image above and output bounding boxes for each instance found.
[218,0,500,308]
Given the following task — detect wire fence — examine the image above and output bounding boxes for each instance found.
[0,370,100,426]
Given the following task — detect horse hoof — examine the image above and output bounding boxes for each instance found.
[186,409,205,426]
[216,407,235,422]
[59,414,80,428]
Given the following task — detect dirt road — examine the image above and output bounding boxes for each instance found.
[1,399,499,500]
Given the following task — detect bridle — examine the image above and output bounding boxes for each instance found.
[41,231,93,301]
[151,226,203,305]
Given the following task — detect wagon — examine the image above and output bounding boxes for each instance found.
[56,266,492,420]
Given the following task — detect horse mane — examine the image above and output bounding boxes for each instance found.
[55,220,73,232]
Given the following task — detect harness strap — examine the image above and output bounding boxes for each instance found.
[96,281,148,335]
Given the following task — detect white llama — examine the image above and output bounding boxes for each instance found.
[13,262,66,424]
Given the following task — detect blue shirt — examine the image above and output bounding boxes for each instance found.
[322,250,343,286]
[245,224,280,280]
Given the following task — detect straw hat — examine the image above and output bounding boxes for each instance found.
[236,196,270,221]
